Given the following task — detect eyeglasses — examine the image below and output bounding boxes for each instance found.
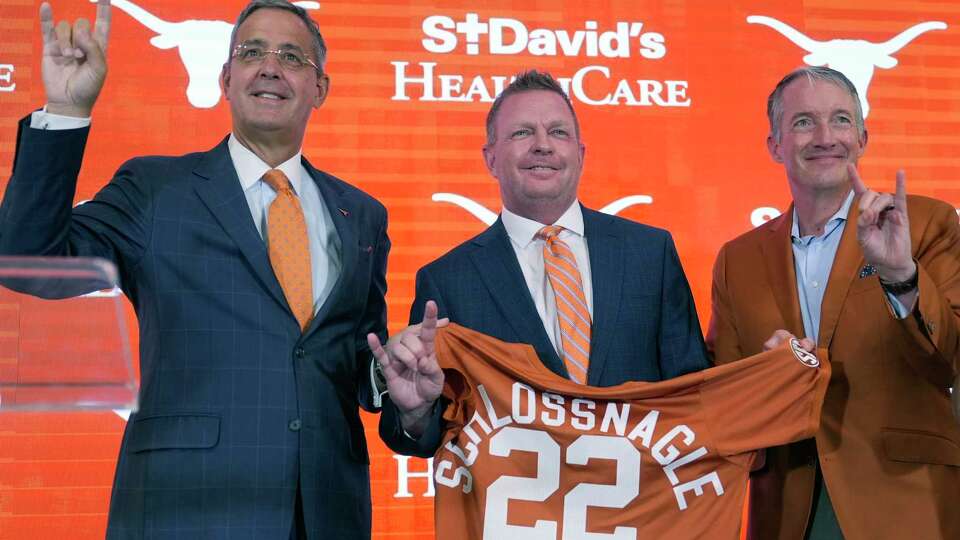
[232,42,320,72]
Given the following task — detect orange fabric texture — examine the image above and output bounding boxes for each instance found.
[538,225,591,383]
[432,324,830,540]
[263,169,314,331]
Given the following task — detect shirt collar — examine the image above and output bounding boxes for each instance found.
[228,134,304,195]
[791,190,855,240]
[501,201,585,249]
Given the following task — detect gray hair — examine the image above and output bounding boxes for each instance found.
[767,66,864,142]
[486,70,581,145]
[229,0,327,71]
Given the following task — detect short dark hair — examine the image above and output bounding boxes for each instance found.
[229,0,327,71]
[485,70,580,145]
[767,66,864,142]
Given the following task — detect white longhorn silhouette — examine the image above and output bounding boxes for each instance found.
[431,193,653,225]
[431,194,499,224]
[747,15,946,117]
[96,0,320,109]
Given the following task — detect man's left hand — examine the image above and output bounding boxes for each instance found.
[850,164,916,283]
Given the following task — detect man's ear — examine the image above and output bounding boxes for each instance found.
[220,64,231,100]
[767,135,783,163]
[482,144,495,176]
[314,73,329,108]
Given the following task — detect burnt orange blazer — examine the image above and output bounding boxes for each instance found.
[708,194,960,540]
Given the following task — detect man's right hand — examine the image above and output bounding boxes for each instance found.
[40,0,111,118]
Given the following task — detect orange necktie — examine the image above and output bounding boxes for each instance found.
[263,169,313,332]
[538,225,591,384]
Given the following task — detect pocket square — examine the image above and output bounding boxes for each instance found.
[859,264,877,278]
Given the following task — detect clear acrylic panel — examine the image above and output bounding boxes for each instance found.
[0,257,137,411]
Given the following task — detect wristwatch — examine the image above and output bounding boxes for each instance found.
[879,267,919,295]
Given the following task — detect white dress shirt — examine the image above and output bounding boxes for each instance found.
[228,135,341,315]
[501,201,594,355]
[30,109,342,316]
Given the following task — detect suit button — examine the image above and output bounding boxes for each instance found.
[295,347,305,359]
[288,419,302,431]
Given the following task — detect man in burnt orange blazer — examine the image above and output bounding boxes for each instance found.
[708,66,960,539]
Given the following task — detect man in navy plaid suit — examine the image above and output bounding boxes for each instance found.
[0,1,405,538]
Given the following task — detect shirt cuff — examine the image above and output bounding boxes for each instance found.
[885,289,912,319]
[30,107,92,130]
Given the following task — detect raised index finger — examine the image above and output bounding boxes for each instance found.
[420,300,440,347]
[894,169,907,213]
[93,0,111,50]
[848,163,868,196]
[39,2,55,46]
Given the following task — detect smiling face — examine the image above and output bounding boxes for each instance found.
[221,8,328,147]
[768,77,867,196]
[483,90,585,224]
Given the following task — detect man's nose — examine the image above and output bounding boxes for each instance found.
[257,53,283,78]
[532,130,553,153]
[812,122,837,147]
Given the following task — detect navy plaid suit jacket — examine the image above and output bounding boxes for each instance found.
[1,116,392,539]
[381,206,710,457]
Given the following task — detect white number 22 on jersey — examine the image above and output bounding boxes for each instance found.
[483,426,641,540]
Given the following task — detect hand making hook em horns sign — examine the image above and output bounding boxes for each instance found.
[40,0,111,118]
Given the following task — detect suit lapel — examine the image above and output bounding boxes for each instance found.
[759,206,805,337]
[302,159,357,338]
[582,207,622,386]
[469,219,566,376]
[193,138,289,315]
[817,196,864,349]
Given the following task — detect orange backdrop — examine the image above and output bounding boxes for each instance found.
[1,0,958,538]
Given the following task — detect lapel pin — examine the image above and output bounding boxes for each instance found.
[859,264,877,278]
[339,208,349,217]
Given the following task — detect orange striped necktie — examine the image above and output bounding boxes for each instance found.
[262,169,314,332]
[538,225,591,384]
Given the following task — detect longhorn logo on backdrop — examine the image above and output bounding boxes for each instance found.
[0,64,14,92]
[96,0,320,108]
[747,16,947,118]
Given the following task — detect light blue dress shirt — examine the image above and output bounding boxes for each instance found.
[791,192,853,344]
[791,190,908,344]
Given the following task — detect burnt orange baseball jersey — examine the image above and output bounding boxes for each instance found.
[432,323,830,540]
